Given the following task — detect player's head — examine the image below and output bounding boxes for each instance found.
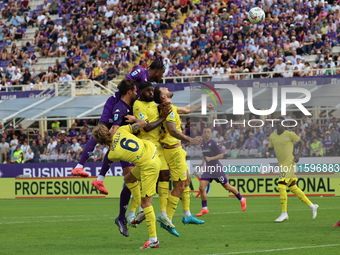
[148,60,165,82]
[203,127,212,140]
[153,86,173,107]
[118,79,137,102]
[139,81,154,102]
[92,123,113,147]
[276,116,285,132]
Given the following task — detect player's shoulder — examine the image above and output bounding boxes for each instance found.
[269,132,277,138]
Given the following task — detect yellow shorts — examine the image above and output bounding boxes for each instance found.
[155,145,169,171]
[164,146,188,181]
[278,178,298,186]
[131,156,161,197]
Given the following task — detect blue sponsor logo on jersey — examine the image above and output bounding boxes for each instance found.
[170,112,175,119]
[139,113,145,119]
[114,114,118,121]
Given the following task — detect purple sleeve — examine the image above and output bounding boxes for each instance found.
[112,106,124,126]
[243,139,249,149]
[213,140,223,154]
[125,67,148,84]
[99,92,120,126]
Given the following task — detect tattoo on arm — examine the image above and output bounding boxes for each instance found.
[131,123,143,132]
[167,122,190,142]
[144,117,165,132]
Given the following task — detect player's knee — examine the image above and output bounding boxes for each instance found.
[278,183,286,191]
[141,197,152,208]
[199,184,205,192]
[124,173,134,183]
[224,183,232,191]
[159,170,169,182]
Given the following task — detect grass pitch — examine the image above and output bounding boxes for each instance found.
[1,196,339,255]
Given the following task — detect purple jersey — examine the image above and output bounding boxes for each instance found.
[323,137,334,148]
[201,139,223,168]
[125,66,149,86]
[112,100,132,126]
[99,92,121,128]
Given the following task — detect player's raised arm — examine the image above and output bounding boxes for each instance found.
[166,121,202,145]
[177,103,214,114]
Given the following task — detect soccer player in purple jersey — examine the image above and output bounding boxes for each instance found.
[197,127,247,217]
[91,80,137,196]
[71,61,165,179]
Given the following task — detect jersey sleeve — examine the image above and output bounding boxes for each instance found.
[289,131,301,143]
[213,140,223,154]
[125,67,143,82]
[166,105,178,123]
[133,101,149,122]
[118,124,132,133]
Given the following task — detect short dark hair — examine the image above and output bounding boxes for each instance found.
[149,60,165,71]
[118,79,136,96]
[153,86,162,104]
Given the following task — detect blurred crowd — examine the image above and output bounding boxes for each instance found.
[182,114,340,158]
[2,0,340,90]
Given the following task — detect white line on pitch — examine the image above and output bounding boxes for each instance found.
[206,244,340,255]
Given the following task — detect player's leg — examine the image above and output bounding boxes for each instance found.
[222,178,247,211]
[91,151,113,194]
[118,164,135,224]
[275,180,289,222]
[197,180,210,216]
[71,137,97,177]
[116,166,140,237]
[139,157,161,249]
[180,171,204,224]
[288,180,319,220]
[158,170,169,216]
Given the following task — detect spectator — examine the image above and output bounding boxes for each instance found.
[323,131,335,156]
[11,146,24,163]
[0,137,10,163]
[24,148,34,163]
[310,137,323,156]
[242,132,261,150]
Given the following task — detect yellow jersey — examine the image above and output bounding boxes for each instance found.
[133,99,160,145]
[108,125,156,167]
[160,104,181,146]
[268,130,301,167]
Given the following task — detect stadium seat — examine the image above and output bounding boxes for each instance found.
[225,149,231,157]
[239,149,249,158]
[49,154,58,162]
[248,149,259,157]
[57,154,67,162]
[40,155,49,163]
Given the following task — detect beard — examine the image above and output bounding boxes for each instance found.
[168,92,174,98]
[144,96,154,102]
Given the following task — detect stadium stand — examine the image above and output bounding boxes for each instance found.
[1,0,340,91]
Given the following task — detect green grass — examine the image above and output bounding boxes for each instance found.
[0,197,339,255]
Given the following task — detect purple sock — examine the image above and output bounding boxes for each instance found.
[202,200,207,208]
[118,185,131,221]
[236,193,243,201]
[78,137,97,165]
[99,151,112,176]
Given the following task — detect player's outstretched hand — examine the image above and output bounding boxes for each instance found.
[191,136,203,145]
[125,115,136,123]
[207,103,214,110]
[294,155,300,163]
[205,156,212,162]
[161,104,171,119]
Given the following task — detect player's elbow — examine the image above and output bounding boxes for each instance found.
[169,130,176,137]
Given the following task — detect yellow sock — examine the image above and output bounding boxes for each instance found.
[126,182,141,207]
[158,181,169,212]
[278,184,287,213]
[166,194,180,220]
[143,206,157,239]
[289,185,312,206]
[129,197,138,213]
[180,186,190,211]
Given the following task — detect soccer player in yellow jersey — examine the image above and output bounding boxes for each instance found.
[125,81,172,227]
[92,117,171,249]
[267,117,319,222]
[153,86,209,233]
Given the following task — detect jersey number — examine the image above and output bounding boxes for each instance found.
[120,138,139,152]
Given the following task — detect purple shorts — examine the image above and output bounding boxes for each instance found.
[201,172,228,184]
[120,161,134,168]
